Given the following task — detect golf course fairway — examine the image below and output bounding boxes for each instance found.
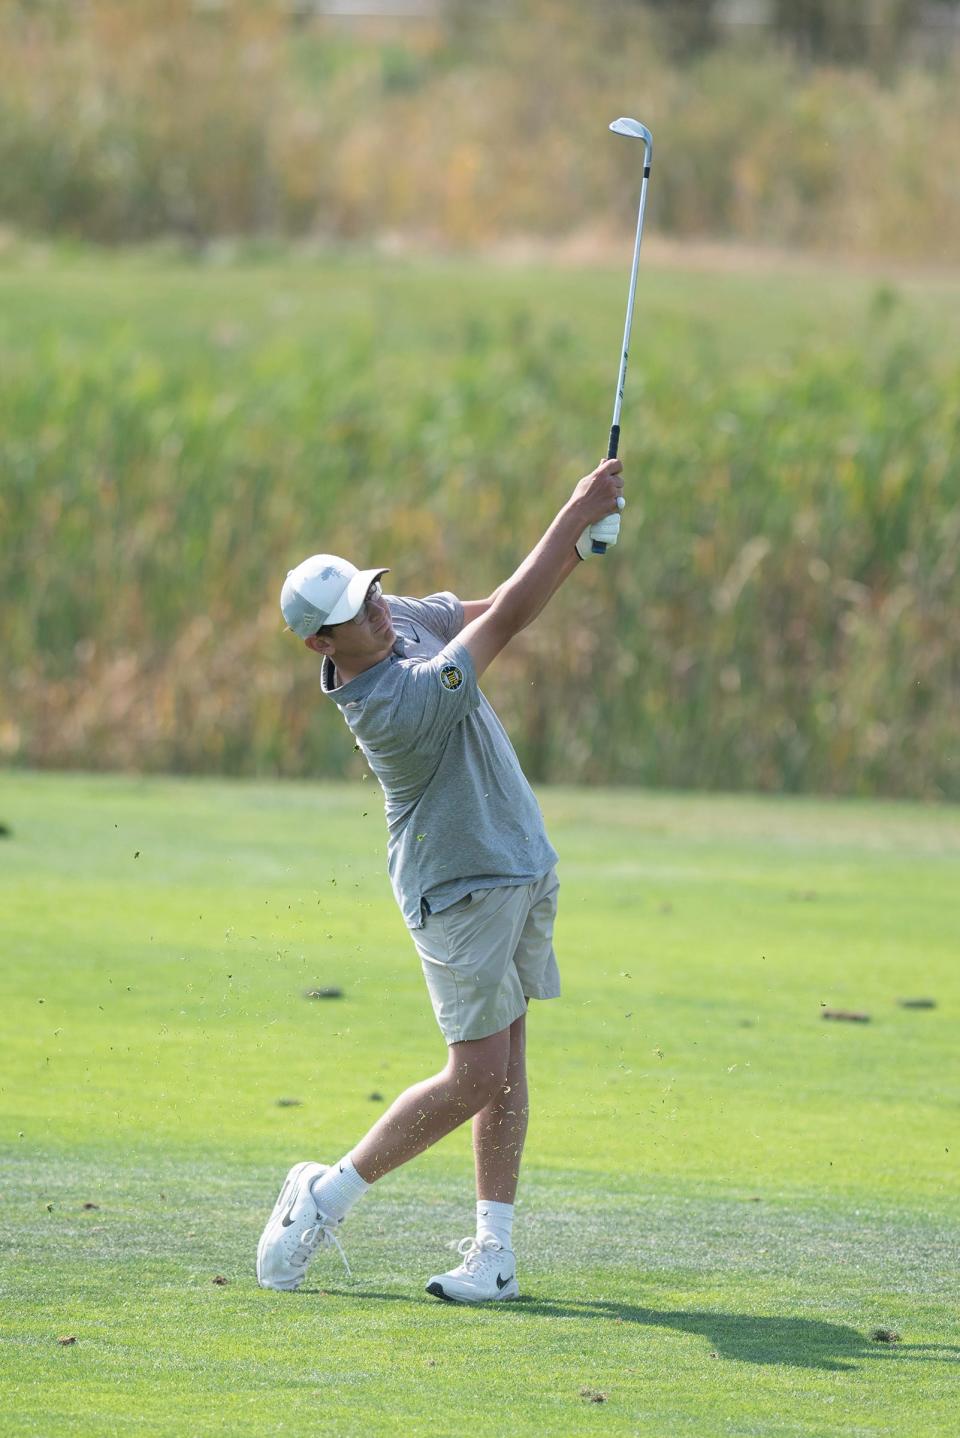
[1,772,957,1436]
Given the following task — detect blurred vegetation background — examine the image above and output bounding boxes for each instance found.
[1,0,960,259]
[1,1,958,797]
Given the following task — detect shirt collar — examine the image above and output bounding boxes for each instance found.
[320,638,406,704]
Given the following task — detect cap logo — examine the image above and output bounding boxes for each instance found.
[440,664,464,691]
[320,565,343,582]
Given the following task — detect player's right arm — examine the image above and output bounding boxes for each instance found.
[458,459,624,680]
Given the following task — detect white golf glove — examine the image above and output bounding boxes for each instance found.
[576,497,625,559]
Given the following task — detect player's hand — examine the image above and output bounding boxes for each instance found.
[573,459,625,559]
[571,458,624,526]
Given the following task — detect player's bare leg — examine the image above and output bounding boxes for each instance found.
[422,1011,528,1303]
[349,1026,512,1182]
[472,1010,528,1203]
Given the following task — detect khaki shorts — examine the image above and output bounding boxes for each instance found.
[413,870,561,1044]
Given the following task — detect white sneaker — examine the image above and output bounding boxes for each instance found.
[256,1161,352,1291]
[426,1236,519,1303]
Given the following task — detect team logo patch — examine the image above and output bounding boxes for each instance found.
[440,664,464,691]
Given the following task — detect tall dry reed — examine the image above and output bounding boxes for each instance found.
[0,1,958,261]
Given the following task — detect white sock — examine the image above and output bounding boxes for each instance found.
[476,1200,514,1251]
[309,1155,371,1223]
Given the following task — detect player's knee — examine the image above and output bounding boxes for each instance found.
[446,1030,510,1106]
[454,1063,506,1109]
[447,1059,508,1109]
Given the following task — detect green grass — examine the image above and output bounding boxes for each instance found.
[2,244,957,386]
[1,772,958,1436]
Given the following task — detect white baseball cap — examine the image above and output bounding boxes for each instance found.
[281,553,389,639]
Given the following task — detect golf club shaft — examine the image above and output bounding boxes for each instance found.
[592,146,652,554]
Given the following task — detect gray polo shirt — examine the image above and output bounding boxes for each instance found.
[320,592,558,930]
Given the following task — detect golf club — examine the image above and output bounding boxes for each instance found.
[590,116,654,555]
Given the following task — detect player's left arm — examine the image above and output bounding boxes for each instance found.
[459,592,500,627]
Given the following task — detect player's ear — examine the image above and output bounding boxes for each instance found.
[304,633,334,656]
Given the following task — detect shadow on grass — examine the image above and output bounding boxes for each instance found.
[312,1289,960,1372]
[508,1300,957,1372]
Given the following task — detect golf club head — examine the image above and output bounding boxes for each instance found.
[609,117,653,155]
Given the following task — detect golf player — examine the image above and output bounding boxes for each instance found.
[257,456,625,1303]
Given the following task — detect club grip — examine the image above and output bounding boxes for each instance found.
[593,425,621,552]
